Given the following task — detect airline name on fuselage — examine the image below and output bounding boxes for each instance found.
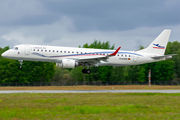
[33,46,47,49]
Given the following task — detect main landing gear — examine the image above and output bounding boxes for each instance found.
[18,60,23,68]
[82,63,91,74]
[82,68,91,74]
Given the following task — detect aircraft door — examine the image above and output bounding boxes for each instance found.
[25,45,30,55]
[133,55,137,62]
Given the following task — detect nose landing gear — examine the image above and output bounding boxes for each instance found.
[18,60,23,68]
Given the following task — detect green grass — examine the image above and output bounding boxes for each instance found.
[0,93,180,120]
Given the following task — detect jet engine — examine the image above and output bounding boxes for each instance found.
[56,59,78,68]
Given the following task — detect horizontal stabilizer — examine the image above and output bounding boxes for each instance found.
[151,54,176,60]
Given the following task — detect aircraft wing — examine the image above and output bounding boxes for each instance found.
[77,47,121,63]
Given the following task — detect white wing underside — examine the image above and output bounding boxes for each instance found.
[69,47,121,65]
[78,56,109,64]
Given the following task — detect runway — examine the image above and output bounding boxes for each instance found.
[1,90,180,93]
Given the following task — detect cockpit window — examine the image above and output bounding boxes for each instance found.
[14,47,18,50]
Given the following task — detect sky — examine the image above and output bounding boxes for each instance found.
[0,0,180,51]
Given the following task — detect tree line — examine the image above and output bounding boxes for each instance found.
[0,40,180,84]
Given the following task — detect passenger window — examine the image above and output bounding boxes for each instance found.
[45,50,47,52]
[64,51,66,53]
[125,55,127,57]
[121,55,123,57]
[41,49,43,52]
[60,51,62,53]
[33,49,35,51]
[72,51,74,53]
[53,50,55,52]
[49,50,51,52]
[57,50,58,52]
[37,49,39,51]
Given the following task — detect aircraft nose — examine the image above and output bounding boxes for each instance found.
[1,52,7,57]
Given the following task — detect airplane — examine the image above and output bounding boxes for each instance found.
[1,29,175,74]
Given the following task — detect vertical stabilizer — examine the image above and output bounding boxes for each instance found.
[138,29,171,55]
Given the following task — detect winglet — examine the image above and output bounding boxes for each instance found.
[109,47,121,56]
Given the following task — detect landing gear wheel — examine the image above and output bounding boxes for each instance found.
[18,60,23,69]
[86,69,91,74]
[82,69,87,74]
[82,69,91,74]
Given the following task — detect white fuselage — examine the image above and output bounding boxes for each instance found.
[2,44,164,67]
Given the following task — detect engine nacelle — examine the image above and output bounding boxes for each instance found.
[56,59,78,68]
